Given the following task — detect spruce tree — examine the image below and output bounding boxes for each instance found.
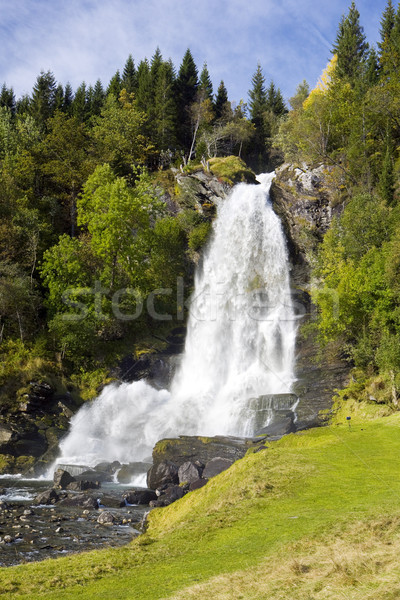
[248,64,267,129]
[107,70,122,98]
[379,135,395,205]
[199,62,213,101]
[176,49,198,150]
[54,84,64,111]
[331,2,369,84]
[122,54,137,93]
[214,80,228,120]
[30,70,57,126]
[63,83,74,114]
[153,60,177,152]
[266,81,287,116]
[0,84,16,115]
[378,0,396,52]
[136,59,152,114]
[364,46,380,85]
[91,79,105,116]
[72,82,88,122]
[150,47,163,90]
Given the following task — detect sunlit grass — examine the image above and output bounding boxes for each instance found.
[1,412,400,599]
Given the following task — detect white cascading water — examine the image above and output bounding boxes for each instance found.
[56,173,297,472]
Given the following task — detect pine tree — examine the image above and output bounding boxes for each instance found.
[289,80,309,111]
[176,49,198,150]
[91,79,105,116]
[214,80,228,120]
[0,84,16,115]
[122,54,137,93]
[248,64,267,128]
[54,84,64,111]
[136,59,152,114]
[364,46,380,85]
[63,83,74,114]
[150,47,163,91]
[30,70,57,126]
[378,0,396,52]
[331,2,369,84]
[199,63,213,101]
[72,82,88,122]
[379,135,395,205]
[153,60,177,153]
[107,70,122,98]
[266,81,287,116]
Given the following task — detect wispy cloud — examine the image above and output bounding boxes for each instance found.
[0,0,388,102]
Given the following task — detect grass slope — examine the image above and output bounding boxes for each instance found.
[2,414,400,599]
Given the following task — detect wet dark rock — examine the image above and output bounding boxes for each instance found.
[203,457,234,479]
[97,511,115,525]
[151,435,257,472]
[58,494,99,509]
[66,480,100,492]
[147,460,179,490]
[0,500,9,510]
[97,495,125,509]
[189,479,208,491]
[94,461,121,474]
[255,410,296,438]
[122,489,157,505]
[75,470,112,483]
[0,425,14,452]
[162,484,185,504]
[53,469,76,489]
[33,489,59,505]
[117,462,152,484]
[178,461,203,484]
[55,464,90,477]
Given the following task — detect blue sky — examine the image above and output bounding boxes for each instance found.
[0,0,389,105]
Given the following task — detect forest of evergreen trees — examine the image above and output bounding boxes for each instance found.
[1,1,400,406]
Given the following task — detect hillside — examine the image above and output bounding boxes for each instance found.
[1,406,400,599]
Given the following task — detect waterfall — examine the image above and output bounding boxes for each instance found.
[56,173,297,469]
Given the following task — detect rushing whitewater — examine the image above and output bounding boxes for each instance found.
[57,173,297,469]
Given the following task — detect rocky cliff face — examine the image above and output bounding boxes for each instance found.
[270,163,350,427]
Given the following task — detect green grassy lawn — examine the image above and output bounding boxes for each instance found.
[1,413,400,599]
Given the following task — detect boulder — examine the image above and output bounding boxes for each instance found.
[94,461,121,474]
[178,461,202,484]
[122,489,157,505]
[33,488,59,505]
[203,457,234,479]
[147,460,179,490]
[116,462,152,484]
[53,468,76,489]
[58,494,99,509]
[151,435,257,472]
[97,495,125,508]
[255,409,296,438]
[75,470,112,483]
[66,480,100,492]
[162,484,185,504]
[97,511,115,525]
[0,425,13,447]
[189,479,208,491]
